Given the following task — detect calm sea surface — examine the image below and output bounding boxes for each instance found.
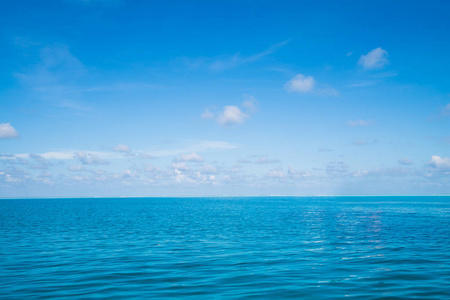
[1,196,449,299]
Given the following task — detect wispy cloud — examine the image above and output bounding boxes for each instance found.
[74,151,109,165]
[199,164,218,175]
[111,144,156,159]
[18,44,85,88]
[352,139,368,146]
[56,100,92,111]
[243,40,291,62]
[358,47,389,70]
[0,140,236,166]
[441,103,450,116]
[287,166,311,179]
[347,119,374,127]
[241,94,258,113]
[142,140,237,157]
[398,158,412,165]
[265,168,285,179]
[28,154,53,169]
[186,40,290,71]
[81,83,163,92]
[347,81,378,88]
[326,161,349,177]
[0,123,19,139]
[176,152,203,162]
[255,157,281,164]
[0,167,29,183]
[16,44,89,111]
[352,167,411,177]
[114,144,131,153]
[68,165,85,172]
[201,109,214,120]
[0,150,120,162]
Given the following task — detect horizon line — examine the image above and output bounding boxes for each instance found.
[1,194,449,200]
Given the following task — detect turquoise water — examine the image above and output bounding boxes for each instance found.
[1,196,449,299]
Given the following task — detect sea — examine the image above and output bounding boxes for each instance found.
[0,196,449,299]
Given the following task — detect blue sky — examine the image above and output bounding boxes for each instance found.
[1,0,450,197]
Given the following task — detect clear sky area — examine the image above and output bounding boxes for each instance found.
[1,0,449,197]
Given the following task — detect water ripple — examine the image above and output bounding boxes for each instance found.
[1,196,449,299]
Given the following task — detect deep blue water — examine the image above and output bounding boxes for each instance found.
[0,196,449,299]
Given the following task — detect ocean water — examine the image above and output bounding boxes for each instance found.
[0,197,449,299]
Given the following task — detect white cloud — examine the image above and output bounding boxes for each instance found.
[28,154,52,169]
[265,168,285,178]
[35,171,52,184]
[121,169,134,179]
[0,167,29,183]
[352,167,410,177]
[0,155,27,166]
[284,74,315,93]
[173,168,195,183]
[217,106,248,126]
[74,151,109,165]
[177,152,203,162]
[114,144,131,153]
[0,123,19,139]
[40,150,115,160]
[40,151,75,159]
[203,95,257,126]
[288,166,311,179]
[429,156,450,170]
[5,150,116,160]
[358,47,389,70]
[347,119,373,127]
[141,164,162,175]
